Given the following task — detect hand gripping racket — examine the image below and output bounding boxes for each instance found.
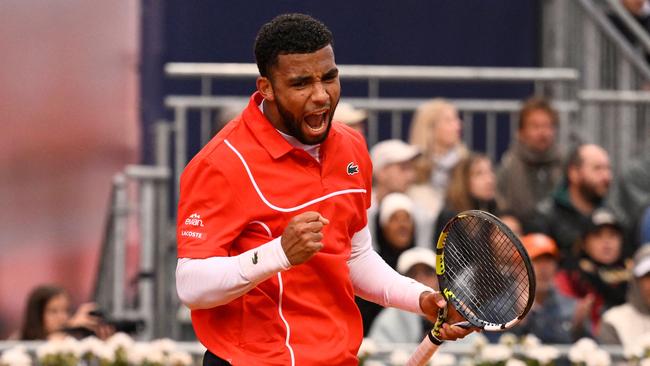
[407,210,536,366]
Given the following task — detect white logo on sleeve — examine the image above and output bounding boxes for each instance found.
[184,213,205,227]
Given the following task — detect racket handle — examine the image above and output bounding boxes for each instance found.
[406,335,441,366]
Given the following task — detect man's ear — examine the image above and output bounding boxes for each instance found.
[257,76,275,102]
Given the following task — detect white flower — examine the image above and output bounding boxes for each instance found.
[521,334,541,351]
[429,352,456,366]
[128,343,165,364]
[358,338,378,357]
[471,332,489,354]
[568,338,599,363]
[151,337,177,355]
[584,349,611,366]
[0,346,32,366]
[168,350,193,366]
[639,333,650,351]
[106,332,134,351]
[498,333,518,348]
[505,359,527,366]
[363,361,386,366]
[389,349,410,366]
[479,344,513,363]
[94,344,116,363]
[525,345,560,365]
[79,336,105,356]
[36,341,60,359]
[624,342,643,360]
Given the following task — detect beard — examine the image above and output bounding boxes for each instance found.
[275,96,336,145]
[578,180,607,205]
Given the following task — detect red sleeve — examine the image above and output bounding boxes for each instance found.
[177,158,248,258]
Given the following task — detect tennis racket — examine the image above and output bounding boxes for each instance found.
[407,210,535,366]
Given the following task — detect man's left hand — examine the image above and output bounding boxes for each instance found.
[419,291,478,341]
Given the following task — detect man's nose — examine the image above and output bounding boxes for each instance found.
[311,82,328,104]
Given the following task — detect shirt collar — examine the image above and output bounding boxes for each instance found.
[242,92,293,159]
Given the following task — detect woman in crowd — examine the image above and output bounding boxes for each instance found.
[18,285,112,340]
[407,99,468,216]
[556,208,632,335]
[434,153,497,238]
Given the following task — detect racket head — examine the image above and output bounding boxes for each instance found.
[435,210,535,331]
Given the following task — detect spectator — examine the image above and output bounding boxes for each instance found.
[535,144,613,266]
[369,139,434,249]
[513,234,591,343]
[600,245,650,346]
[556,208,632,335]
[408,99,469,215]
[434,153,497,239]
[333,102,367,137]
[358,193,417,335]
[496,97,563,223]
[17,285,112,340]
[497,210,525,237]
[607,154,650,250]
[368,247,437,343]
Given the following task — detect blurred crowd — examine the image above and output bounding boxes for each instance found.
[336,95,650,350]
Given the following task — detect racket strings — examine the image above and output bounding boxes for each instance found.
[443,216,530,325]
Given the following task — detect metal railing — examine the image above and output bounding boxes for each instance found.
[541,0,650,171]
[163,63,580,195]
[93,165,175,340]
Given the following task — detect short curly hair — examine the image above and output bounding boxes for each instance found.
[254,13,333,78]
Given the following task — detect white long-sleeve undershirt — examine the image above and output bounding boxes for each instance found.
[176,225,433,313]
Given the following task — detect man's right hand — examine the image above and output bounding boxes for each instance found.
[281,211,329,265]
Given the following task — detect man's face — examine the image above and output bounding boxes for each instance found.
[263,45,340,145]
[518,109,557,153]
[572,146,612,202]
[377,161,416,193]
[533,255,558,295]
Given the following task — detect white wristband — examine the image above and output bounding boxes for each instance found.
[238,236,292,283]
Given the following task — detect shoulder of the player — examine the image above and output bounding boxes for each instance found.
[331,122,366,146]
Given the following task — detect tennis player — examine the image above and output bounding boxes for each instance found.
[175,13,473,366]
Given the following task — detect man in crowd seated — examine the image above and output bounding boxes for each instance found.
[513,234,592,343]
[369,139,434,249]
[600,245,650,347]
[534,143,613,267]
[496,97,563,224]
[555,208,631,335]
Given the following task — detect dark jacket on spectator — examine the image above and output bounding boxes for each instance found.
[511,287,589,344]
[556,254,631,335]
[496,140,563,223]
[533,184,595,267]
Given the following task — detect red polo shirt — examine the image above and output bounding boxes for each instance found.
[177,92,373,365]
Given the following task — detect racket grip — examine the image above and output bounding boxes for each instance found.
[406,335,441,366]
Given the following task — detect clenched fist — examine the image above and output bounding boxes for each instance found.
[281,211,329,265]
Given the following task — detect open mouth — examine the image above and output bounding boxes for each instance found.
[304,110,329,134]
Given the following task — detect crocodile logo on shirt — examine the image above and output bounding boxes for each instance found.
[347,162,359,176]
[252,251,259,265]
